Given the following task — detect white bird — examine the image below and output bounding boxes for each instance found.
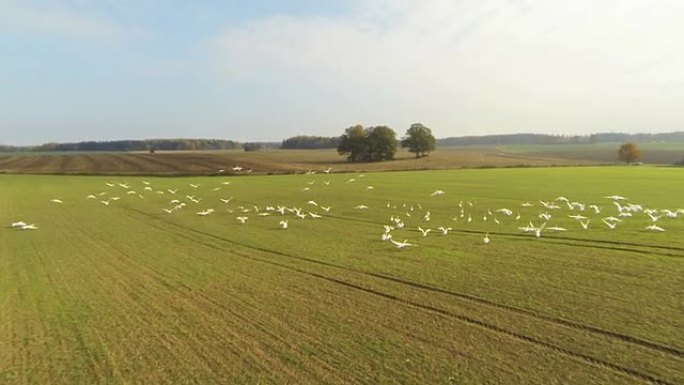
[604,216,622,223]
[163,208,174,214]
[279,220,288,229]
[197,209,214,216]
[604,195,626,200]
[236,216,248,224]
[324,180,331,186]
[355,205,369,210]
[142,181,150,185]
[19,223,38,230]
[50,199,63,204]
[100,200,111,206]
[417,226,431,237]
[346,178,356,183]
[437,226,452,235]
[579,219,590,230]
[222,181,231,185]
[232,166,243,171]
[645,224,665,232]
[568,214,587,220]
[168,189,178,194]
[307,200,318,206]
[189,183,200,189]
[366,186,374,191]
[309,212,322,219]
[431,190,445,197]
[111,197,120,201]
[220,198,233,204]
[390,239,414,249]
[320,206,332,212]
[143,186,153,191]
[118,183,130,189]
[381,232,393,241]
[521,202,533,207]
[10,221,27,228]
[496,208,513,216]
[547,226,567,232]
[302,187,310,192]
[323,167,332,174]
[483,233,490,244]
[589,204,602,214]
[602,219,618,229]
[86,195,96,199]
[105,183,115,187]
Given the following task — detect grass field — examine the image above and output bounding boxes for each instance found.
[499,142,684,165]
[1,167,683,384]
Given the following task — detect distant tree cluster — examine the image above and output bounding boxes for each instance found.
[337,125,398,162]
[242,142,263,152]
[618,143,641,164]
[31,139,241,152]
[281,136,340,149]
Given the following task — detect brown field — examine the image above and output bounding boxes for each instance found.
[0,147,597,176]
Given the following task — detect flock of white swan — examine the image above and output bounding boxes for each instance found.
[10,167,683,249]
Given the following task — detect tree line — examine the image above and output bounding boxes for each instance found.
[281,136,340,149]
[438,132,684,146]
[0,139,241,153]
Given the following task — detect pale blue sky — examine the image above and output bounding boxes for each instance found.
[1,0,682,145]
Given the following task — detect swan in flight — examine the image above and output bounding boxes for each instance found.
[10,221,27,228]
[220,198,233,204]
[320,206,332,212]
[437,226,452,235]
[18,223,38,230]
[496,208,513,216]
[197,209,214,216]
[568,214,587,220]
[381,232,393,241]
[547,226,567,232]
[86,195,96,199]
[307,200,318,206]
[100,199,111,206]
[163,208,174,214]
[279,220,288,229]
[50,199,63,204]
[105,183,115,187]
[236,216,248,224]
[417,226,431,237]
[189,183,200,189]
[604,195,626,200]
[579,219,590,230]
[323,167,332,174]
[521,202,533,207]
[346,178,356,183]
[168,189,178,194]
[431,190,445,197]
[390,239,414,248]
[118,183,130,189]
[602,219,618,229]
[309,212,322,219]
[589,205,602,214]
[232,166,243,171]
[324,180,331,186]
[483,233,490,244]
[222,181,231,185]
[355,205,369,210]
[645,224,665,232]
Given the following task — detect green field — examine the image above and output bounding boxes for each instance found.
[1,167,682,384]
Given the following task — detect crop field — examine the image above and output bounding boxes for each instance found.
[0,147,594,175]
[1,167,682,384]
[499,142,684,165]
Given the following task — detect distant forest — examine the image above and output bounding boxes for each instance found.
[437,132,684,146]
[2,132,684,153]
[0,139,241,153]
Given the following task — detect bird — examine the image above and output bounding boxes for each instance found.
[381,232,393,241]
[279,220,288,229]
[196,209,214,216]
[19,223,38,230]
[483,233,490,244]
[602,219,618,229]
[307,200,318,206]
[309,212,322,219]
[100,200,111,206]
[521,202,533,207]
[323,167,332,174]
[390,239,414,249]
[355,205,369,210]
[579,219,590,230]
[222,181,231,185]
[346,178,356,184]
[437,226,452,235]
[431,190,445,197]
[220,198,233,204]
[50,199,63,204]
[604,195,627,200]
[143,186,152,191]
[189,183,200,189]
[232,166,243,171]
[547,226,567,232]
[320,206,332,212]
[324,180,331,186]
[366,186,374,191]
[86,195,96,199]
[417,226,431,237]
[168,189,178,194]
[10,221,27,228]
[236,216,248,224]
[645,224,665,232]
[105,183,115,187]
[568,214,587,220]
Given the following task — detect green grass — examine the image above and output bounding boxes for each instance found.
[1,167,683,384]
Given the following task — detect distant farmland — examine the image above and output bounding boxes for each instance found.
[1,167,682,384]
[0,147,600,175]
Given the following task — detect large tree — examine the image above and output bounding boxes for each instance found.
[337,125,367,162]
[337,125,397,162]
[366,126,398,161]
[618,142,641,164]
[401,123,436,157]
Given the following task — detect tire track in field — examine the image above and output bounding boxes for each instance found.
[123,208,681,385]
[124,207,684,357]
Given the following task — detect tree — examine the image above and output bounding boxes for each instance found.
[401,123,436,157]
[242,142,262,152]
[337,124,398,162]
[617,142,641,164]
[365,126,398,161]
[337,125,368,162]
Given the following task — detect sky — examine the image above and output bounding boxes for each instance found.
[1,0,683,145]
